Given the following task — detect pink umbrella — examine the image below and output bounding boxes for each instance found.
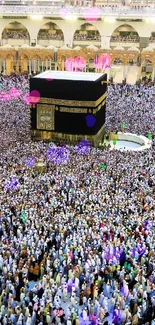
[10,88,22,99]
[23,93,31,105]
[94,53,111,70]
[75,56,86,71]
[65,57,75,71]
[65,56,86,72]
[0,92,11,102]
[59,8,70,19]
[83,7,101,22]
[23,90,40,105]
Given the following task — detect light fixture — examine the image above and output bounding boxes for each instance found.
[104,17,116,23]
[145,17,155,23]
[64,13,77,20]
[30,15,42,20]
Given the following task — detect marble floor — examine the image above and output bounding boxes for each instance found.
[115,140,141,150]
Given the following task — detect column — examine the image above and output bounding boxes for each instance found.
[42,61,44,72]
[123,65,126,80]
[152,66,155,81]
[6,59,12,75]
[29,60,31,75]
[0,60,2,73]
[46,60,48,70]
[3,61,6,75]
[37,60,40,72]
[16,61,19,73]
[49,60,51,70]
[101,36,111,50]
[137,65,142,81]
[33,60,36,74]
[109,66,112,79]
[21,58,28,73]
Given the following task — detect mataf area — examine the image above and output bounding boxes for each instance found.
[0,1,155,324]
[0,73,154,324]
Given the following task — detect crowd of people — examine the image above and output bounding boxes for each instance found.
[111,35,139,43]
[0,4,154,14]
[149,34,155,42]
[0,75,154,325]
[2,30,29,40]
[74,34,101,41]
[38,32,64,41]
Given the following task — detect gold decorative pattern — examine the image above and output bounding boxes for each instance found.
[97,100,106,111]
[59,107,87,113]
[38,92,107,108]
[31,124,105,147]
[37,104,55,130]
[0,46,142,76]
[18,48,54,61]
[59,100,106,114]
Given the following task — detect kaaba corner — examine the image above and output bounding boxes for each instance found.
[30,70,107,146]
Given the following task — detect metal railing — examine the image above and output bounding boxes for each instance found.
[0,4,155,17]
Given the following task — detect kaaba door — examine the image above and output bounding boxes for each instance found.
[37,104,55,131]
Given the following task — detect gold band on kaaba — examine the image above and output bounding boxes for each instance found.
[38,92,107,108]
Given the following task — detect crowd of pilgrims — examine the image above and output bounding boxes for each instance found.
[110,35,139,43]
[2,30,29,40]
[0,75,155,325]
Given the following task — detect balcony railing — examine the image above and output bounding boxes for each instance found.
[0,4,155,17]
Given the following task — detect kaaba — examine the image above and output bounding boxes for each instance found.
[30,70,107,146]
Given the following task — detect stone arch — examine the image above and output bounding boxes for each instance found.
[141,59,153,78]
[110,23,140,39]
[73,23,101,47]
[127,57,137,65]
[32,54,42,60]
[149,31,155,43]
[6,53,14,59]
[142,58,153,65]
[112,57,124,65]
[37,21,64,47]
[20,53,29,60]
[110,24,140,47]
[44,55,51,60]
[1,21,30,46]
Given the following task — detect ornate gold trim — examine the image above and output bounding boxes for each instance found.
[97,100,106,112]
[31,124,105,147]
[59,107,87,113]
[59,99,106,113]
[37,104,55,130]
[38,92,107,108]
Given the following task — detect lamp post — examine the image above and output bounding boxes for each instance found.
[121,122,125,133]
[113,139,117,149]
[29,60,31,75]
[147,131,152,144]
